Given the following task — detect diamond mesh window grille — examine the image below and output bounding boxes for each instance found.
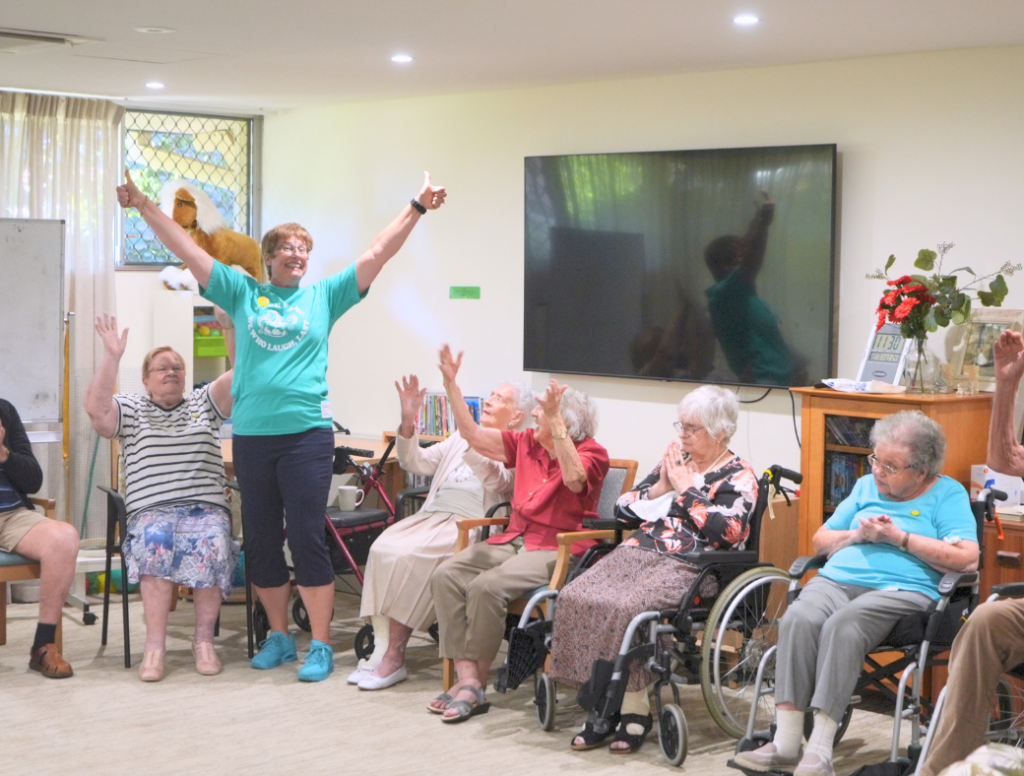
[121,111,253,266]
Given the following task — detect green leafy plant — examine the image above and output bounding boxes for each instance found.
[869,242,1022,340]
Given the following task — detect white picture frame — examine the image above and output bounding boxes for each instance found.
[951,308,1024,392]
[857,321,914,384]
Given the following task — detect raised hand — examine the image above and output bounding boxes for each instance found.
[395,374,427,423]
[993,329,1024,385]
[438,344,463,384]
[116,170,149,211]
[95,314,128,359]
[417,171,447,211]
[536,379,568,419]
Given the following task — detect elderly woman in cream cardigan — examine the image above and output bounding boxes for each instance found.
[348,374,535,690]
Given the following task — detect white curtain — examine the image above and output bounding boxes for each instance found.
[0,90,124,541]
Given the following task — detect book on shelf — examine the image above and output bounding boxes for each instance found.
[416,391,480,437]
[824,451,869,507]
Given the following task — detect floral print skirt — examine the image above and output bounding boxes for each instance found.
[123,503,240,598]
[549,544,715,693]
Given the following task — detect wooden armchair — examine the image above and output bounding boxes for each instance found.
[442,458,638,689]
[0,498,62,651]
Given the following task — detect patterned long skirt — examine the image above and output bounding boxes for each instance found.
[549,544,712,692]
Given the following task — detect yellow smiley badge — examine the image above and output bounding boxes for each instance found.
[911,510,920,516]
[257,296,269,307]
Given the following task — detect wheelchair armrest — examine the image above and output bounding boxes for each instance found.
[789,554,828,578]
[991,582,1024,599]
[937,570,978,597]
[582,517,619,530]
[679,550,760,567]
[556,530,617,547]
[226,479,240,491]
[395,487,430,519]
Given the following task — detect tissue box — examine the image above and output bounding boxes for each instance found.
[970,465,1022,507]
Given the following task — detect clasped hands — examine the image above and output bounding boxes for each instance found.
[855,514,904,546]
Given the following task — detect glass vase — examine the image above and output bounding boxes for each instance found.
[904,338,937,394]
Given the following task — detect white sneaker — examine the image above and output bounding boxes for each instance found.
[346,661,374,685]
[357,666,409,690]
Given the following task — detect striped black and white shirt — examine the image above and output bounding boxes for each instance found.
[115,387,228,518]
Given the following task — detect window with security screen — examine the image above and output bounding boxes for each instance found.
[121,111,255,266]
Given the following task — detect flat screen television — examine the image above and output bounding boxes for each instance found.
[523,143,836,389]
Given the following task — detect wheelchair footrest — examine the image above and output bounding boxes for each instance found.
[497,620,551,693]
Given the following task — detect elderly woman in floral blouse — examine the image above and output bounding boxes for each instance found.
[548,385,758,755]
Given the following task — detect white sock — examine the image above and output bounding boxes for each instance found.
[804,710,838,761]
[773,708,805,759]
[621,689,651,733]
[364,615,390,669]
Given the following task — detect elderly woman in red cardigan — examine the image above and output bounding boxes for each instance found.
[429,345,609,723]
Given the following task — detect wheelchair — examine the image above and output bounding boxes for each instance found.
[498,464,802,767]
[728,488,1002,776]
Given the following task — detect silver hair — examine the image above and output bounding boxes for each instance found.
[558,387,599,441]
[870,410,946,478]
[502,381,536,430]
[677,385,739,444]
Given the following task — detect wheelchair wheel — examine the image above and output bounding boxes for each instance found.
[700,566,791,739]
[292,597,311,632]
[659,703,688,767]
[535,672,557,731]
[990,675,1024,745]
[354,623,375,661]
[253,600,270,645]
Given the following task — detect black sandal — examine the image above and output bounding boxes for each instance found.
[570,712,620,751]
[609,713,653,754]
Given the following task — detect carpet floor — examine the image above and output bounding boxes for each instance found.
[0,590,912,776]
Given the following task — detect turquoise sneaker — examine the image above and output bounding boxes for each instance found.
[251,631,297,670]
[297,640,334,682]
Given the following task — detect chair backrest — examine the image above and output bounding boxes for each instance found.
[595,459,639,521]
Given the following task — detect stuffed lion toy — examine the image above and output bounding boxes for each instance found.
[159,180,264,282]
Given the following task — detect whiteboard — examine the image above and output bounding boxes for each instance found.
[0,219,65,422]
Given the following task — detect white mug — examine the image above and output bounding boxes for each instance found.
[337,485,365,511]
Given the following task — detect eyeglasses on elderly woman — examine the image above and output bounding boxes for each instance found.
[866,453,917,476]
[672,421,705,437]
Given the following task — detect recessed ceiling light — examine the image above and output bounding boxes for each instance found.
[135,26,176,34]
[391,54,413,64]
[146,82,165,90]
[733,14,759,26]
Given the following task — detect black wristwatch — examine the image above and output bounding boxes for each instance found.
[410,198,427,214]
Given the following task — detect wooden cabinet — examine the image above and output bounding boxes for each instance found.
[980,519,1024,601]
[791,388,992,557]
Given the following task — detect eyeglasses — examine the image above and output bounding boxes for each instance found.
[276,244,309,256]
[867,454,916,476]
[149,364,184,374]
[673,421,705,437]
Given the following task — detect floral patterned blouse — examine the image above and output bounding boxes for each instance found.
[619,456,759,557]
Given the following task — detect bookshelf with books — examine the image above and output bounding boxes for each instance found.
[791,387,992,556]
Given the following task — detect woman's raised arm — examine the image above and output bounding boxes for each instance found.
[117,170,215,288]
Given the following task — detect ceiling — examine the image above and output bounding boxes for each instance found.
[2,1,1023,115]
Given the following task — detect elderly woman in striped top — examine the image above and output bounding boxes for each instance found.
[548,385,758,754]
[85,314,239,682]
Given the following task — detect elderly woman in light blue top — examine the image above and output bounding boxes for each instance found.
[733,410,979,776]
[117,170,447,682]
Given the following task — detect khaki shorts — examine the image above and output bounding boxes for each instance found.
[0,505,46,553]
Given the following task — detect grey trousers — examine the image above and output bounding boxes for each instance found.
[775,574,933,722]
[431,537,560,662]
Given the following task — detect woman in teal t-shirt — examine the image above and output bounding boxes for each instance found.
[117,171,446,681]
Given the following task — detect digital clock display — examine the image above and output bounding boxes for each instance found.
[868,333,904,363]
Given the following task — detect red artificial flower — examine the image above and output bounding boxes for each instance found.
[887,275,913,287]
[891,297,921,322]
[875,308,888,331]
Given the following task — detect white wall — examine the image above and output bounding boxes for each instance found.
[117,46,1024,477]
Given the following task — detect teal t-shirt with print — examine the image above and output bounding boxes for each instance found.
[820,474,976,600]
[200,261,364,435]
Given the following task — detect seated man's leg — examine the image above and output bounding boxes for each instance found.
[10,513,79,678]
[918,599,1024,776]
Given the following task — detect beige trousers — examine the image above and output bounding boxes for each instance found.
[431,537,558,662]
[918,598,1024,776]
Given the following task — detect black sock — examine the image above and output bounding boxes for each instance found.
[33,622,58,652]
